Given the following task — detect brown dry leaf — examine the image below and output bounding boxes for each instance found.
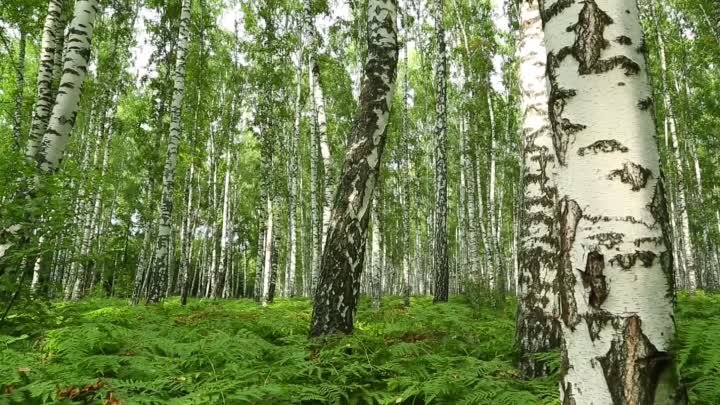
[104,392,125,405]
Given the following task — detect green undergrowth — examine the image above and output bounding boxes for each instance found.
[0,293,717,405]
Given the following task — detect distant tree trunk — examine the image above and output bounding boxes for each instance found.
[180,164,194,305]
[401,38,412,307]
[309,61,321,298]
[13,30,26,150]
[26,0,64,160]
[285,63,301,298]
[309,0,398,337]
[312,61,334,254]
[148,0,190,303]
[432,0,449,304]
[515,0,560,378]
[219,150,232,298]
[370,192,382,309]
[540,1,686,403]
[261,189,275,305]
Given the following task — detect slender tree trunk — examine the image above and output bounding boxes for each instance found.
[180,164,194,305]
[432,0,449,303]
[401,39,412,306]
[311,61,334,253]
[26,0,64,160]
[309,62,321,298]
[370,192,382,309]
[13,30,26,150]
[515,0,561,378]
[285,63,301,298]
[539,1,686,402]
[218,150,231,298]
[309,0,398,337]
[148,0,190,303]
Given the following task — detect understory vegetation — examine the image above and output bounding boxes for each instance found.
[0,293,718,405]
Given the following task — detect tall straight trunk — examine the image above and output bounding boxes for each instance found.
[309,0,398,337]
[217,149,231,298]
[36,0,99,172]
[401,38,412,307]
[148,0,190,303]
[432,0,449,303]
[309,63,321,297]
[26,0,64,160]
[515,0,560,378]
[540,1,686,402]
[180,164,194,305]
[650,2,696,293]
[261,195,275,306]
[13,30,27,150]
[285,63,301,298]
[370,192,382,309]
[208,135,219,297]
[312,61,334,252]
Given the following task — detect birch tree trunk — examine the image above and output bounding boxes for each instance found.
[311,61,335,253]
[432,0,449,303]
[539,1,686,402]
[13,30,26,150]
[26,0,64,160]
[35,0,99,173]
[309,0,398,337]
[148,0,191,303]
[514,0,561,378]
[285,63,301,298]
[180,164,194,305]
[370,192,382,309]
[309,61,321,298]
[218,150,231,298]
[401,38,412,306]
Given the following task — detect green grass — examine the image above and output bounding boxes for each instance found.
[0,293,717,405]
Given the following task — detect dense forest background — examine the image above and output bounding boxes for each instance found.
[1,0,719,403]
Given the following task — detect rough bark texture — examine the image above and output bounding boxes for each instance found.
[432,0,449,304]
[515,0,561,378]
[26,0,64,160]
[309,0,398,337]
[36,0,99,173]
[539,1,686,403]
[148,0,190,303]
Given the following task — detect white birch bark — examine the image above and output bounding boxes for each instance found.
[540,1,685,402]
[432,0,449,303]
[312,61,335,252]
[36,0,99,172]
[401,37,412,306]
[285,62,301,298]
[219,150,231,298]
[370,192,382,309]
[148,0,190,303]
[515,0,560,377]
[26,0,64,160]
[309,0,398,336]
[13,31,26,150]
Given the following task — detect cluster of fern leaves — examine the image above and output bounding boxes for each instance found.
[0,296,556,405]
[0,293,716,404]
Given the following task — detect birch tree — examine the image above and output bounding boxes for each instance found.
[148,0,191,303]
[432,0,449,304]
[309,0,398,337]
[539,1,686,402]
[515,0,560,378]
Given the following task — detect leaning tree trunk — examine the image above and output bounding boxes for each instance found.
[36,0,99,172]
[26,0,64,161]
[432,0,449,304]
[309,0,398,337]
[514,0,561,378]
[148,0,190,303]
[539,1,686,403]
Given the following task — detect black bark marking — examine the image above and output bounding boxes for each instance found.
[609,251,657,269]
[647,179,675,298]
[578,139,629,156]
[557,197,582,328]
[589,232,624,249]
[608,162,653,191]
[615,35,633,45]
[547,53,584,166]
[541,0,576,25]
[561,381,577,405]
[584,310,614,341]
[556,1,640,76]
[633,236,663,247]
[638,97,653,110]
[581,251,608,308]
[598,316,673,405]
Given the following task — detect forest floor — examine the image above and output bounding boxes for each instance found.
[0,293,718,405]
